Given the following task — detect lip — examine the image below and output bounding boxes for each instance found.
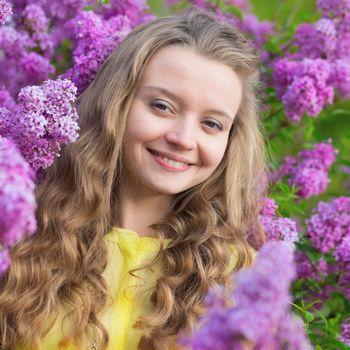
[147,148,193,172]
[147,148,194,165]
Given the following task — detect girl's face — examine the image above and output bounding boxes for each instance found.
[122,45,242,197]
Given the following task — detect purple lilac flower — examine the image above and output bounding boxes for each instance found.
[261,216,299,243]
[101,0,153,26]
[0,79,79,172]
[274,58,333,122]
[317,0,350,17]
[294,251,330,281]
[64,11,132,93]
[260,197,277,217]
[0,0,11,25]
[339,269,350,299]
[236,14,274,49]
[11,0,91,21]
[294,251,316,279]
[0,89,17,112]
[279,142,337,199]
[340,318,350,346]
[306,197,350,256]
[293,20,337,60]
[181,241,310,350]
[259,198,299,243]
[22,4,53,57]
[0,137,36,249]
[0,23,54,97]
[19,52,54,84]
[0,26,32,58]
[330,59,350,97]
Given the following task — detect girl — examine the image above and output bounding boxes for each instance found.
[0,9,266,350]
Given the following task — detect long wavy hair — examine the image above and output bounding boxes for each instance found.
[0,9,266,350]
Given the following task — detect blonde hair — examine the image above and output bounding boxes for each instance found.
[0,9,266,350]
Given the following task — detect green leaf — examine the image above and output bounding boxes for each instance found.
[305,310,315,323]
[315,345,323,350]
[331,108,350,116]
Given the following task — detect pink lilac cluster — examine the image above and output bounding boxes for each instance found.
[10,0,92,22]
[0,137,37,276]
[0,79,79,172]
[340,318,350,346]
[63,11,132,93]
[306,196,350,298]
[259,197,299,243]
[21,4,53,57]
[306,196,350,256]
[0,89,17,112]
[294,250,332,281]
[181,242,310,350]
[0,4,54,97]
[279,141,337,199]
[273,58,334,122]
[0,0,11,24]
[101,0,154,26]
[233,13,274,50]
[273,0,350,120]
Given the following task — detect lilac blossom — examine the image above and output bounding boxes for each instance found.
[261,216,299,243]
[259,198,299,243]
[306,197,350,256]
[331,59,350,97]
[11,0,92,22]
[0,89,17,112]
[279,142,337,198]
[181,241,310,350]
[101,0,153,26]
[0,0,11,24]
[273,58,333,122]
[19,52,55,84]
[0,23,54,97]
[22,4,53,57]
[317,0,350,17]
[340,318,350,346]
[0,79,79,172]
[0,137,36,249]
[235,14,274,49]
[63,11,132,93]
[339,269,350,299]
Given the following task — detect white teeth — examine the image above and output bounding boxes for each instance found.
[160,155,187,167]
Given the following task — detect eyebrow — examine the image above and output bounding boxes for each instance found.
[140,85,234,121]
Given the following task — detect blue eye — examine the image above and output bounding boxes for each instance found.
[203,120,223,131]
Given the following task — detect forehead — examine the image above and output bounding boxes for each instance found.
[139,46,243,114]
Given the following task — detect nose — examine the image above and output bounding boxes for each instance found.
[164,119,196,151]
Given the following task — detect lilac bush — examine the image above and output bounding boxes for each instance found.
[0,79,79,172]
[182,242,310,349]
[259,198,299,242]
[278,141,337,198]
[0,0,11,24]
[1,0,350,348]
[0,137,36,275]
[63,11,132,93]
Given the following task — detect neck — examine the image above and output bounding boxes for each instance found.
[115,181,174,238]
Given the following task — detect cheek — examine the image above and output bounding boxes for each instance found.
[203,138,229,169]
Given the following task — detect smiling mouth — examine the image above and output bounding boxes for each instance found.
[147,149,193,168]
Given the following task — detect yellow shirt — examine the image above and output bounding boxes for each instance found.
[18,227,245,350]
